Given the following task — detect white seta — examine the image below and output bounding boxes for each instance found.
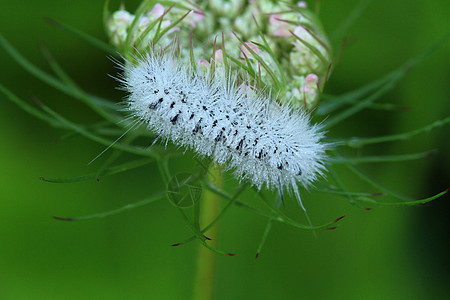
[119,50,327,210]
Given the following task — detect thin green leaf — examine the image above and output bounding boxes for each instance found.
[344,160,414,202]
[209,38,217,83]
[39,44,122,124]
[204,180,273,218]
[315,186,384,198]
[252,15,287,88]
[175,206,235,256]
[319,34,449,117]
[228,55,256,79]
[41,158,155,183]
[0,34,72,93]
[133,4,178,53]
[45,18,117,56]
[320,96,408,112]
[156,155,171,185]
[327,166,359,206]
[154,8,191,45]
[0,34,117,111]
[124,0,155,55]
[318,71,399,116]
[254,188,345,230]
[189,33,197,71]
[323,76,397,129]
[355,189,448,206]
[166,164,236,255]
[329,150,437,164]
[173,183,248,247]
[94,136,137,179]
[255,219,272,258]
[103,0,111,29]
[39,102,161,158]
[343,117,450,148]
[290,28,329,69]
[330,0,372,46]
[0,85,62,128]
[221,32,230,80]
[53,191,166,221]
[200,182,247,233]
[232,32,281,88]
[192,192,201,241]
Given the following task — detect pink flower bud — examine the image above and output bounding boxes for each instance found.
[114,10,134,23]
[139,16,150,27]
[305,73,319,86]
[197,58,210,68]
[214,49,224,63]
[186,10,205,28]
[240,43,259,58]
[269,14,292,37]
[149,3,165,19]
[300,73,319,109]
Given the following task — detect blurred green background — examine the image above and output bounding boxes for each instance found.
[0,0,449,299]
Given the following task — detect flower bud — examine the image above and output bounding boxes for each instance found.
[286,73,321,111]
[266,5,332,109]
[105,3,193,52]
[239,42,259,59]
[106,10,134,49]
[209,0,245,18]
[233,9,258,39]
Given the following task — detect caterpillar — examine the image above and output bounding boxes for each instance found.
[120,51,327,207]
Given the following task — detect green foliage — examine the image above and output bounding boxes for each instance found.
[0,1,450,255]
[0,1,448,259]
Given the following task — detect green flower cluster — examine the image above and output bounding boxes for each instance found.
[105,1,332,111]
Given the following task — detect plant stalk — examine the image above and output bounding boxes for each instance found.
[192,165,222,300]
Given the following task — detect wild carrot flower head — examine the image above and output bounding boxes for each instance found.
[105,1,332,111]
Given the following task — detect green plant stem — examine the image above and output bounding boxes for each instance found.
[192,165,222,300]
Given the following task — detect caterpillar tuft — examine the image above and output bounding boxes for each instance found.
[119,51,328,209]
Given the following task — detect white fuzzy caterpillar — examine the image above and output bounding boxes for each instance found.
[120,52,327,205]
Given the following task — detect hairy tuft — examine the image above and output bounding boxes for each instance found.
[121,51,327,204]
